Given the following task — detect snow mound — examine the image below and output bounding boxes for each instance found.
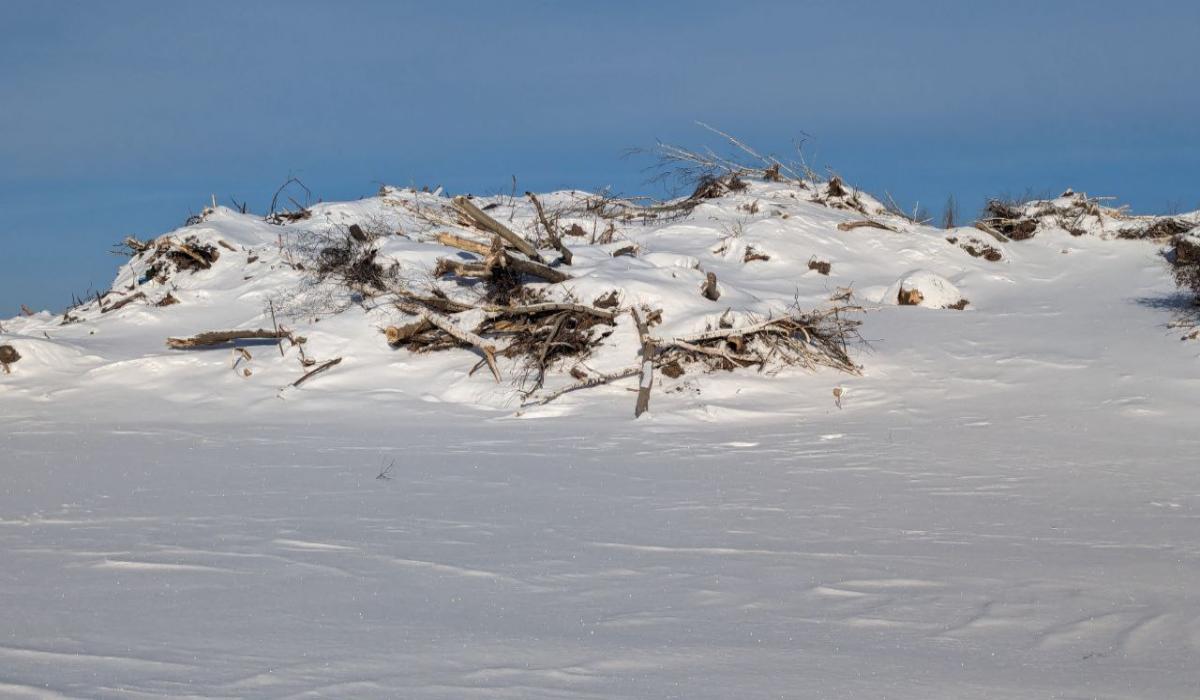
[885,270,964,309]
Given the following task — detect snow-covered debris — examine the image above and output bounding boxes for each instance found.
[886,270,965,309]
[979,189,1198,241]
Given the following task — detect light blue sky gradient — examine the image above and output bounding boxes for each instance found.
[2,0,1198,313]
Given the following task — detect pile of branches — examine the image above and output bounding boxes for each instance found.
[1170,234,1200,302]
[291,223,398,294]
[978,191,1128,240]
[124,234,221,283]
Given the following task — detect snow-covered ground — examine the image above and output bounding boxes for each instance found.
[1,181,1198,698]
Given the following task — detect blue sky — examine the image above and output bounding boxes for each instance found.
[2,0,1198,314]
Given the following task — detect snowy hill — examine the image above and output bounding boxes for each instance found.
[2,173,1199,698]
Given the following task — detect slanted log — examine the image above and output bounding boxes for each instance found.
[452,196,546,263]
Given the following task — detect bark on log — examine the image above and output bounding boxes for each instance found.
[167,329,291,349]
[452,196,546,263]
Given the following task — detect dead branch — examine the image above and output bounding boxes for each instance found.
[837,219,895,232]
[290,357,342,388]
[436,232,492,256]
[522,366,642,407]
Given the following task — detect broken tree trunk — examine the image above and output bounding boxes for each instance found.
[631,308,656,418]
[522,366,642,407]
[452,196,546,264]
[167,328,291,349]
[701,271,721,301]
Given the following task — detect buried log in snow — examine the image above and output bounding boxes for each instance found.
[167,328,293,349]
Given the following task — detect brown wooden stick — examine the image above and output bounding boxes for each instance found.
[452,196,545,263]
[167,328,291,349]
[290,357,342,388]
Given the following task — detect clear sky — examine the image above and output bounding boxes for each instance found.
[2,0,1198,314]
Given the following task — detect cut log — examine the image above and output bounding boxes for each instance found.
[167,328,291,349]
[385,318,434,346]
[631,308,657,418]
[452,196,546,263]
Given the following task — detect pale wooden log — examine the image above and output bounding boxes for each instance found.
[167,328,291,349]
[436,232,492,256]
[385,318,434,346]
[452,196,545,263]
[502,254,571,283]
